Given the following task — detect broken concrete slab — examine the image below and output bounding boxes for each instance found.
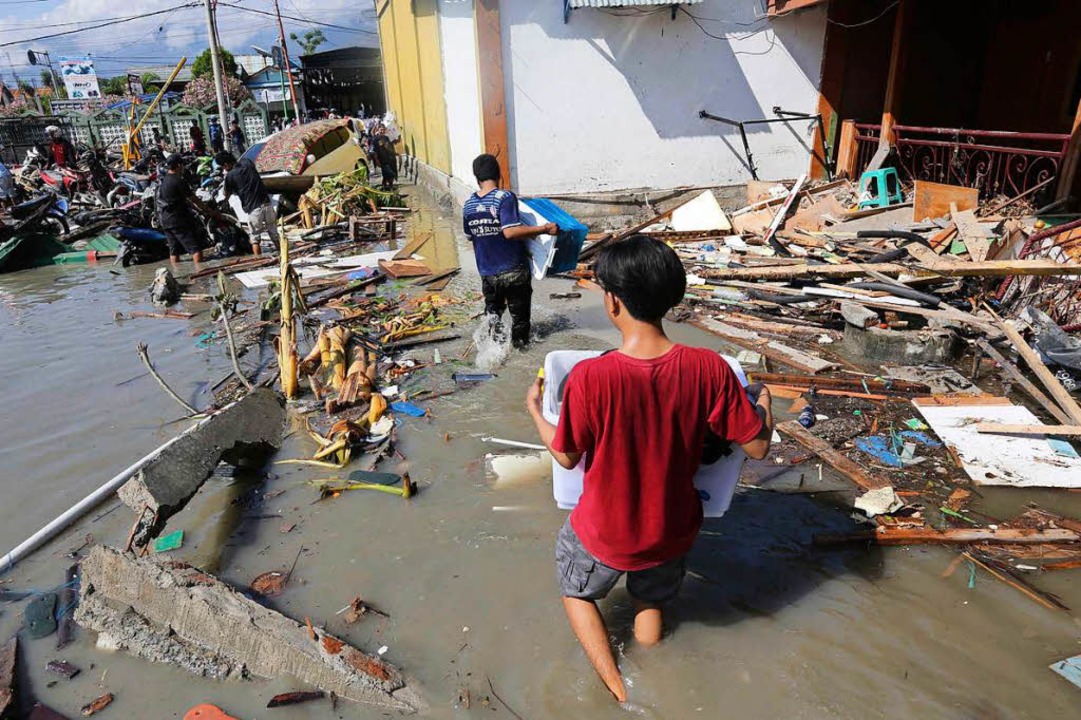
[842,324,962,365]
[0,637,14,719]
[74,546,422,713]
[840,301,880,329]
[118,388,285,546]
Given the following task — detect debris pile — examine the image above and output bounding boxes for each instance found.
[571,175,1081,610]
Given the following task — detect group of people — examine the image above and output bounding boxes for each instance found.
[156,149,276,265]
[461,152,776,705]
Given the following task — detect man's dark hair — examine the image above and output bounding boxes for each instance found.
[595,235,686,322]
[215,151,237,167]
[165,153,185,169]
[472,153,500,183]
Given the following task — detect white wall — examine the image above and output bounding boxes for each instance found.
[499,0,828,195]
[437,0,484,191]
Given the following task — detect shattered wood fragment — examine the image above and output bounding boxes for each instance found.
[697,318,834,374]
[963,551,1069,612]
[976,339,1073,425]
[995,319,1081,425]
[267,691,325,708]
[747,372,929,396]
[700,259,1081,282]
[80,694,113,716]
[816,526,1080,546]
[951,205,991,262]
[912,180,978,222]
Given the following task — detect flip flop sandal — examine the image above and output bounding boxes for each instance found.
[185,705,240,720]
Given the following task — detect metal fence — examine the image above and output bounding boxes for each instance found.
[0,99,269,164]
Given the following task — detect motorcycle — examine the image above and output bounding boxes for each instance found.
[11,193,70,236]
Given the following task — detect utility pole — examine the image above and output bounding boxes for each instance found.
[203,0,232,150]
[272,0,302,123]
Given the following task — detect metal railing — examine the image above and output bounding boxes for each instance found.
[852,123,1070,200]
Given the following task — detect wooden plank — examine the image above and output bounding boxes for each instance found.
[877,0,910,149]
[817,526,1081,546]
[928,222,957,253]
[392,232,432,261]
[697,318,835,374]
[777,420,891,491]
[475,0,511,187]
[762,174,807,253]
[951,205,992,262]
[700,259,1081,282]
[912,180,978,222]
[835,119,858,179]
[748,371,929,395]
[996,319,1081,425]
[975,423,1081,437]
[976,339,1073,425]
[378,258,431,279]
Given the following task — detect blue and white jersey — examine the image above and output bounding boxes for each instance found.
[463,188,526,276]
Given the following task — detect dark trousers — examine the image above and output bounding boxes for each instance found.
[481,266,532,348]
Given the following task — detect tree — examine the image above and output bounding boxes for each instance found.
[99,76,128,96]
[289,28,326,56]
[191,48,238,80]
[141,72,161,94]
[38,69,65,99]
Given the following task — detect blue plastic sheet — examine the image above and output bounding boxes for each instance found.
[854,430,942,468]
[390,401,426,418]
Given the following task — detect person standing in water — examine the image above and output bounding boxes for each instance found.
[526,236,775,703]
[463,154,557,350]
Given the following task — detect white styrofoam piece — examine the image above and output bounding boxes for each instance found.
[670,190,732,233]
[517,200,556,280]
[914,400,1081,487]
[235,250,396,288]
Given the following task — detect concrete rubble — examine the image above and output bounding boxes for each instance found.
[74,546,423,713]
[117,388,285,545]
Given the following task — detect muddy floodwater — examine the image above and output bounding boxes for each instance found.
[2,186,1081,720]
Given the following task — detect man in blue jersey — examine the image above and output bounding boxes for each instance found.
[463,154,557,349]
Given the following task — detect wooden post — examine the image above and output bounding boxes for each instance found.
[475,0,512,189]
[808,0,849,179]
[878,0,909,146]
[1056,96,1081,202]
[835,119,858,179]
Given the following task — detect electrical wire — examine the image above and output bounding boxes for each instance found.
[0,4,201,48]
[827,0,898,28]
[220,2,377,34]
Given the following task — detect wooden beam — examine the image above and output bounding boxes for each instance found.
[976,339,1073,425]
[1057,94,1081,202]
[808,0,849,179]
[697,319,835,374]
[995,319,1081,425]
[879,0,909,146]
[700,259,1081,282]
[816,526,1080,546]
[748,372,929,395]
[777,420,892,492]
[975,423,1081,437]
[475,0,512,189]
[835,119,859,179]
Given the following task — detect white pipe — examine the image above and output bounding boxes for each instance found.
[482,437,548,451]
[0,423,199,575]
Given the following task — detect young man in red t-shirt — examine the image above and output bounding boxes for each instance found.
[526,235,775,703]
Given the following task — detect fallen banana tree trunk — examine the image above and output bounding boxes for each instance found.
[815,526,1081,546]
[75,546,423,712]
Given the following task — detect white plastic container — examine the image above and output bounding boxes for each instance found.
[543,350,750,518]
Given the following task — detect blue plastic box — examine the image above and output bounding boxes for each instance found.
[521,198,588,276]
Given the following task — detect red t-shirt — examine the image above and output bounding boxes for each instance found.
[552,345,763,571]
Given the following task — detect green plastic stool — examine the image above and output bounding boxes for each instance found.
[858,168,903,209]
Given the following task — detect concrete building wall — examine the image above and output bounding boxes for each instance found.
[437,0,484,191]
[499,1,828,194]
[377,0,452,174]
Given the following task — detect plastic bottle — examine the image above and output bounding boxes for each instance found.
[798,404,816,429]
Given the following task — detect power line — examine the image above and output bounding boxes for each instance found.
[220,2,377,34]
[827,1,898,28]
[0,4,201,48]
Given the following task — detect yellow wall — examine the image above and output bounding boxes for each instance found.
[377,0,451,175]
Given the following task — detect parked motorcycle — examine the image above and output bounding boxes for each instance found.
[11,193,70,236]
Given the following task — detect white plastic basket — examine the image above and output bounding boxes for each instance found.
[542,350,749,518]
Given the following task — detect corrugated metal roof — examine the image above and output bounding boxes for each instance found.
[568,0,703,7]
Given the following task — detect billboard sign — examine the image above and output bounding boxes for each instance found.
[59,57,101,99]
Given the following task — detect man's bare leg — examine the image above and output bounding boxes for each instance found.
[563,597,627,703]
[633,600,663,646]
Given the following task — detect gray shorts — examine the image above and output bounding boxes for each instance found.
[555,519,686,604]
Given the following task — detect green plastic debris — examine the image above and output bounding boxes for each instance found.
[904,418,929,431]
[24,593,58,639]
[153,530,185,553]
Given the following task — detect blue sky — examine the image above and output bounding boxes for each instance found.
[0,0,379,84]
